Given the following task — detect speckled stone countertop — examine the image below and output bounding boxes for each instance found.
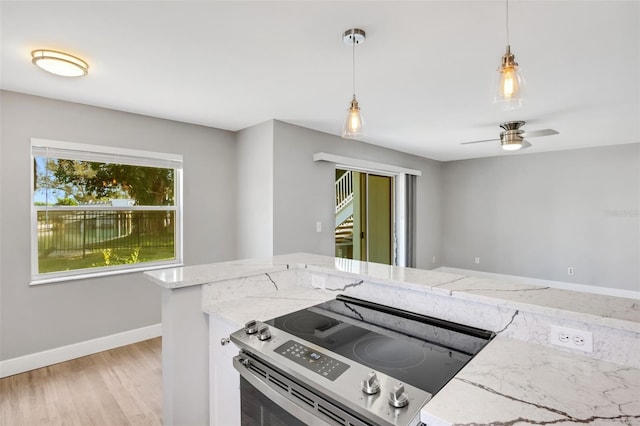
[146,253,640,425]
[146,253,639,331]
[421,336,640,425]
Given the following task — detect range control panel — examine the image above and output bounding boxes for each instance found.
[276,340,349,381]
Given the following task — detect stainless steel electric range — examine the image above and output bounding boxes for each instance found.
[230,295,495,426]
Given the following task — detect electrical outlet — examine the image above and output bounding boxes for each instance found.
[549,325,593,353]
[474,257,480,264]
[568,267,574,275]
[432,256,436,264]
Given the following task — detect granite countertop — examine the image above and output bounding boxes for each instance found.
[422,336,640,425]
[203,287,640,426]
[147,253,639,332]
[202,286,337,327]
[146,253,640,425]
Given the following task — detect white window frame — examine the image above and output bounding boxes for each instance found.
[30,138,183,285]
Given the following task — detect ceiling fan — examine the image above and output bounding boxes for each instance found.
[461,121,559,151]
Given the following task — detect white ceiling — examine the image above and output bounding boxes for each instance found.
[1,1,638,161]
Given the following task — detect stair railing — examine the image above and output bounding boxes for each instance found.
[335,170,354,213]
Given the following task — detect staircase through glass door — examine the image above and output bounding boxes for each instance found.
[334,169,394,265]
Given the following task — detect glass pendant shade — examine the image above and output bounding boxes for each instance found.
[342,96,365,139]
[492,45,525,109]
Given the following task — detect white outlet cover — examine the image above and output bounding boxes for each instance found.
[550,325,593,353]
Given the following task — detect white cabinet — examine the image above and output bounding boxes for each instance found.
[209,316,241,426]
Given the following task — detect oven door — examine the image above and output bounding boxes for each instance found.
[234,355,372,426]
[240,376,324,426]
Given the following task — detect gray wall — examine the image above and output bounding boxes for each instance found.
[3,90,636,364]
[0,91,237,360]
[441,143,640,291]
[272,120,443,269]
[236,121,274,259]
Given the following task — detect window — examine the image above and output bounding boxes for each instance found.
[31,138,183,284]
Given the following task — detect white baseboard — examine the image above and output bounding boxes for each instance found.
[435,267,639,300]
[0,323,162,378]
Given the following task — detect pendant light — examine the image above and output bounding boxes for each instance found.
[341,28,366,139]
[491,0,525,109]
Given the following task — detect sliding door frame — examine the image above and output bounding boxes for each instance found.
[315,152,420,267]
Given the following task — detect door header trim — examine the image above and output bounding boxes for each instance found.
[313,152,422,176]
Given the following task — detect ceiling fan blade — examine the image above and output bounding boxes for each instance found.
[521,129,559,138]
[460,138,499,145]
[520,140,532,149]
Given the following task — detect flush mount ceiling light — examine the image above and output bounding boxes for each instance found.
[341,28,366,139]
[31,49,89,77]
[491,0,525,109]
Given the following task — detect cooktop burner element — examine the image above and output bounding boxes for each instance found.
[280,311,340,336]
[352,334,427,370]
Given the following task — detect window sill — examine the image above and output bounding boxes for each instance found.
[30,261,184,286]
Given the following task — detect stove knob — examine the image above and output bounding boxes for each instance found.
[257,325,272,341]
[361,371,380,395]
[388,383,409,408]
[244,320,258,334]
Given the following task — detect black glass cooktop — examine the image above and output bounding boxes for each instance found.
[266,295,494,394]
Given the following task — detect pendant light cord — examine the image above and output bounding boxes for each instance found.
[352,32,356,97]
[505,0,510,45]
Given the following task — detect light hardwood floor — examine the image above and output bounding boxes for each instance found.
[0,337,162,426]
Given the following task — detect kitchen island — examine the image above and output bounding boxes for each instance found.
[145,253,640,425]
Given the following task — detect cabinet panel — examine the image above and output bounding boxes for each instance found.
[209,317,241,426]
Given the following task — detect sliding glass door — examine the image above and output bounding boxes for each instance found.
[335,169,394,265]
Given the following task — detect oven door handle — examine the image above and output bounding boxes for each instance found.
[233,356,334,426]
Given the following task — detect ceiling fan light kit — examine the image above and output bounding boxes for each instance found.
[341,28,366,139]
[501,141,523,150]
[500,120,525,150]
[31,49,89,77]
[500,133,524,150]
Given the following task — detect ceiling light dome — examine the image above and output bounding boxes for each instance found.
[31,49,89,77]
